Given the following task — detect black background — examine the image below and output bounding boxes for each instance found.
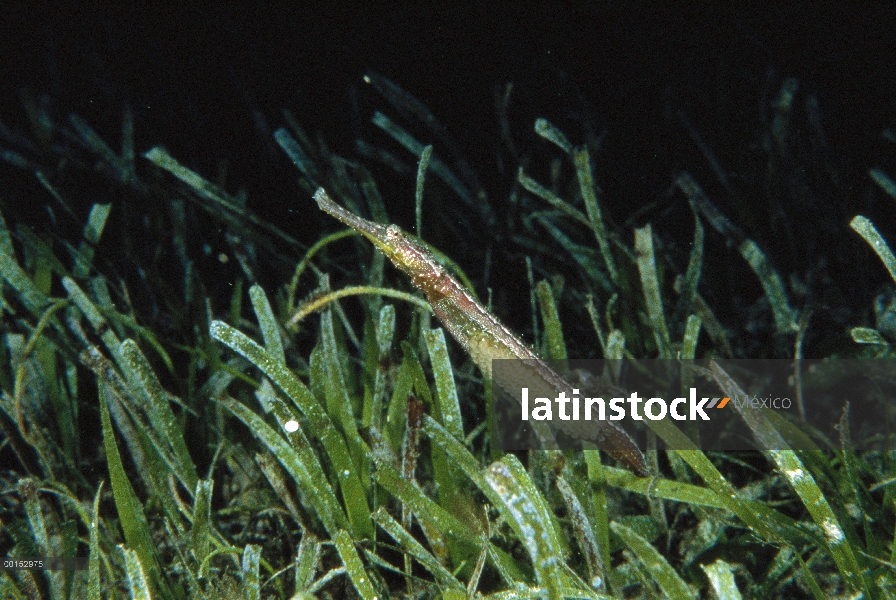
[1,2,895,355]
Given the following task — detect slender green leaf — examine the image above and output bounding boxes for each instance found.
[423,328,463,438]
[574,144,617,284]
[422,415,498,506]
[87,483,103,600]
[517,167,589,226]
[119,338,198,491]
[711,361,871,595]
[611,520,695,600]
[191,479,214,564]
[217,394,348,536]
[0,251,51,314]
[333,530,378,600]
[415,145,432,236]
[851,327,888,345]
[19,478,63,598]
[701,559,742,600]
[374,461,468,538]
[634,224,671,355]
[294,533,319,592]
[870,168,896,200]
[120,546,153,600]
[484,457,567,600]
[210,320,371,539]
[73,203,112,278]
[672,209,704,325]
[144,146,300,247]
[99,382,167,599]
[557,475,605,591]
[852,215,896,285]
[366,304,395,430]
[681,315,702,359]
[320,308,367,474]
[370,111,472,207]
[242,544,262,600]
[534,118,573,154]
[373,507,464,591]
[738,238,797,333]
[249,284,285,365]
[583,450,614,594]
[535,280,567,360]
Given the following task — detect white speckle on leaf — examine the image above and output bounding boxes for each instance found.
[785,467,804,482]
[823,518,844,543]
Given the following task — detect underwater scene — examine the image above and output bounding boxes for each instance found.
[1,4,895,598]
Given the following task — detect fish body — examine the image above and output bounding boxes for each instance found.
[314,188,647,476]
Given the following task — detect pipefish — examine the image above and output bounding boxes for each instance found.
[313,187,647,476]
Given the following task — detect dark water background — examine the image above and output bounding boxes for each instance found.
[1,3,894,356]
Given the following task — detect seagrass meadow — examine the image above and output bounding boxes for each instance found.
[2,8,896,599]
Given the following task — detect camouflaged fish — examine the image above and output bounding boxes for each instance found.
[314,187,647,476]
